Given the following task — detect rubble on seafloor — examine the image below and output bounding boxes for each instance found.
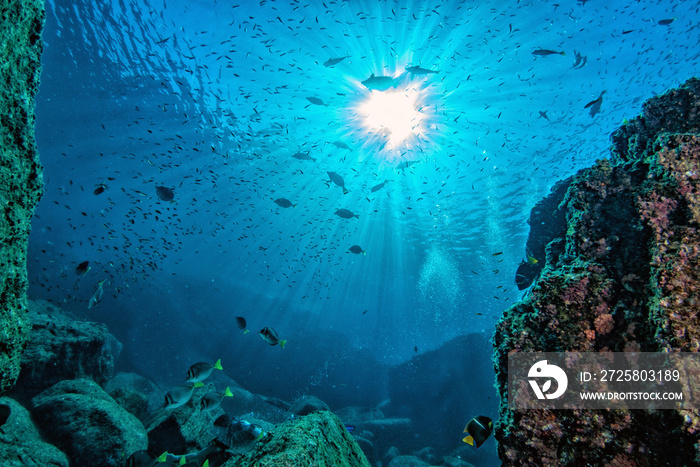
[493,77,700,466]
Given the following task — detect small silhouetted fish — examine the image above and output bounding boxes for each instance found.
[0,404,10,431]
[349,245,365,255]
[292,151,316,162]
[335,209,358,219]
[94,184,106,195]
[327,171,348,194]
[323,56,348,67]
[186,359,223,383]
[306,97,326,106]
[155,185,175,201]
[658,18,676,25]
[371,181,387,192]
[236,317,249,334]
[396,160,418,170]
[274,198,295,208]
[406,65,439,75]
[332,141,351,150]
[75,261,90,275]
[584,91,606,117]
[572,50,587,69]
[87,279,106,309]
[532,49,565,56]
[259,327,286,348]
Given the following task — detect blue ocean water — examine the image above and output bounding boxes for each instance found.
[27,0,700,463]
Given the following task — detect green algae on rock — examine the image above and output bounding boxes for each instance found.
[493,77,700,466]
[228,410,370,467]
[0,0,45,396]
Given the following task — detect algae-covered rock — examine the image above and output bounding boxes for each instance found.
[493,77,700,466]
[11,300,115,402]
[0,397,68,467]
[231,410,370,466]
[0,0,45,396]
[31,379,146,467]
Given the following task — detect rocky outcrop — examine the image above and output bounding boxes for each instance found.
[494,77,700,465]
[0,397,68,467]
[228,411,370,466]
[11,300,116,402]
[31,379,146,467]
[0,0,45,396]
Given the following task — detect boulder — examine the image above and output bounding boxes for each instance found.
[0,0,45,396]
[105,372,161,421]
[0,397,68,466]
[352,417,413,463]
[413,446,438,464]
[11,301,115,402]
[289,394,330,416]
[31,379,146,467]
[384,445,401,463]
[228,410,370,466]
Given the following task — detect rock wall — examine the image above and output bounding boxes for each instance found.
[493,77,700,466]
[0,0,45,395]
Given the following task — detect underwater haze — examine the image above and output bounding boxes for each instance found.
[28,0,700,462]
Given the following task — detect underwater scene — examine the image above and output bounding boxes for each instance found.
[3,0,700,465]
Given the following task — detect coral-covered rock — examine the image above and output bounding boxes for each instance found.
[11,300,116,402]
[0,397,68,467]
[31,379,146,467]
[0,0,45,397]
[494,77,700,466]
[227,411,370,466]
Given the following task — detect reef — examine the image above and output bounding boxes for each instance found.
[494,77,700,466]
[0,0,45,395]
[2,300,375,466]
